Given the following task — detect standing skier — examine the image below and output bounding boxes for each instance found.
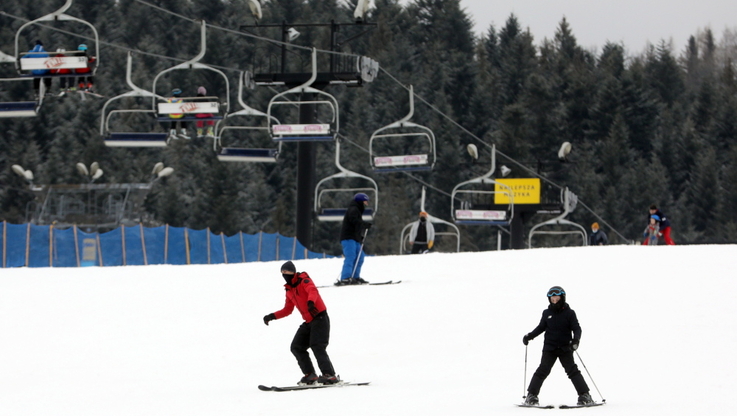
[337,193,372,285]
[588,222,608,246]
[522,286,594,406]
[409,211,435,254]
[263,261,339,385]
[642,215,660,246]
[648,204,675,245]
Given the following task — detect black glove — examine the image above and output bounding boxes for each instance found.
[570,339,580,351]
[307,301,319,317]
[364,222,373,230]
[523,334,532,346]
[263,313,276,326]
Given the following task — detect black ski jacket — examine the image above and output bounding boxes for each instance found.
[527,302,582,352]
[340,200,369,242]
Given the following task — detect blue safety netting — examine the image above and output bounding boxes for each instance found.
[3,223,28,267]
[0,222,332,268]
[52,227,77,267]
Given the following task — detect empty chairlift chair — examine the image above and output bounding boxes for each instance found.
[214,71,282,162]
[527,187,588,248]
[451,144,514,226]
[267,49,338,142]
[369,85,436,172]
[100,52,169,147]
[314,140,378,222]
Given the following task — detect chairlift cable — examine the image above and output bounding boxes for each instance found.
[132,0,362,59]
[379,67,627,240]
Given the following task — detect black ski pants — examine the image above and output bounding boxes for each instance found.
[528,349,589,395]
[290,312,335,376]
[411,243,428,254]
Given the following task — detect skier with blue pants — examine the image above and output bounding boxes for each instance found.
[337,193,372,285]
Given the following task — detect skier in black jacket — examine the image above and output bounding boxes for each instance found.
[336,193,372,285]
[522,286,594,406]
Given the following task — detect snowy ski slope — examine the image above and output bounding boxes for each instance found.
[0,244,735,415]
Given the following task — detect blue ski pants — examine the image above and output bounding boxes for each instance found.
[340,239,365,280]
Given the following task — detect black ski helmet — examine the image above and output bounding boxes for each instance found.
[547,286,566,303]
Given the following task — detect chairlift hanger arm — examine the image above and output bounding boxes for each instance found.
[14,0,100,71]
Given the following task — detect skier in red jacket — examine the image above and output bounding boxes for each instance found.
[263,261,338,385]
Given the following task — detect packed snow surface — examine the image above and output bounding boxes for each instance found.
[1,244,735,415]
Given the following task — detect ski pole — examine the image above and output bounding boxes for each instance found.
[575,350,606,403]
[349,226,370,279]
[522,344,528,399]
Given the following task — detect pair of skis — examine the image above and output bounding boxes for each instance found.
[317,280,402,288]
[517,402,605,409]
[259,381,370,392]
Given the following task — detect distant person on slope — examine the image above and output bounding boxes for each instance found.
[409,211,435,254]
[263,261,339,386]
[588,222,608,246]
[336,193,372,285]
[648,204,675,245]
[522,286,594,407]
[643,215,660,246]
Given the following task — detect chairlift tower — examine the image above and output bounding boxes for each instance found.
[242,19,379,249]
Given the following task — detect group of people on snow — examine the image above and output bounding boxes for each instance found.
[590,203,675,246]
[262,258,597,405]
[260,196,675,399]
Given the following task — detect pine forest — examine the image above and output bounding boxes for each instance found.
[2,0,737,255]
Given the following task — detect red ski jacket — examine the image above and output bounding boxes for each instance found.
[273,272,327,323]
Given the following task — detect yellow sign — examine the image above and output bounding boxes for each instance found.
[494,178,541,204]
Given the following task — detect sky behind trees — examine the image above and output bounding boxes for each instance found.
[414,0,737,53]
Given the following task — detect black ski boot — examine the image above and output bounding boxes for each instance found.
[317,374,339,385]
[577,392,594,405]
[299,373,318,385]
[524,394,539,406]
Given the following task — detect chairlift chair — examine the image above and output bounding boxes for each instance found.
[1,0,97,117]
[214,71,282,162]
[314,139,378,222]
[1,50,39,117]
[100,52,169,147]
[527,188,587,248]
[0,79,44,117]
[14,0,100,78]
[267,48,339,142]
[451,144,514,226]
[369,85,436,172]
[152,21,229,129]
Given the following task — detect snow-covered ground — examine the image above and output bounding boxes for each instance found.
[0,244,735,415]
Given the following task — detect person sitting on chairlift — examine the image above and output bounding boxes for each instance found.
[194,86,215,138]
[23,40,51,99]
[167,88,189,140]
[74,44,95,93]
